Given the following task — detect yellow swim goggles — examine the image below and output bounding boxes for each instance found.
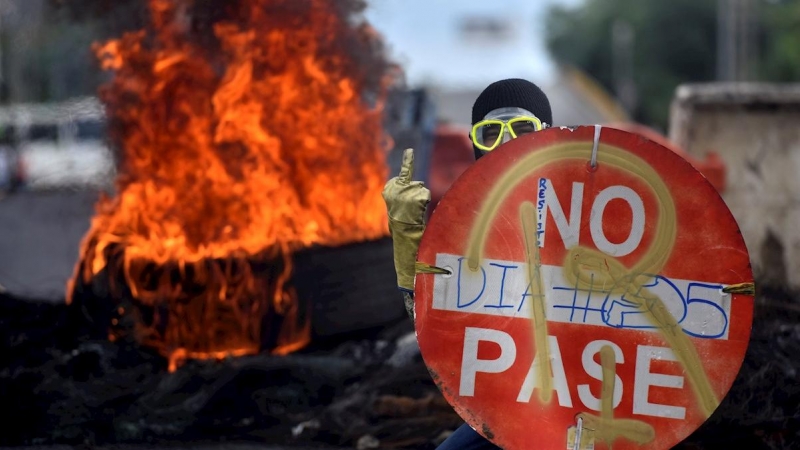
[470,107,546,152]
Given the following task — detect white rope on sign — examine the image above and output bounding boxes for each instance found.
[591,124,602,168]
[572,416,584,450]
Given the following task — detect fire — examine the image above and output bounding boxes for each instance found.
[67,0,393,371]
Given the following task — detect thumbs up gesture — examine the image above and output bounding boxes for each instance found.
[382,149,430,292]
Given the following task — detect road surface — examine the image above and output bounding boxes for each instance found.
[0,189,101,301]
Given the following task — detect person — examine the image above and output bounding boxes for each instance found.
[382,78,553,450]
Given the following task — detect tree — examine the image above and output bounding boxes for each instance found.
[759,0,800,80]
[545,0,719,130]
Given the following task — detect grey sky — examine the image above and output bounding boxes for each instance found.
[365,0,584,90]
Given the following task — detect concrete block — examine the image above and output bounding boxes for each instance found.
[669,83,800,289]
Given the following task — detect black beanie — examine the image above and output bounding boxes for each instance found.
[471,78,552,126]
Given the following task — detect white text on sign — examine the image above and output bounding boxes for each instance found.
[459,328,688,420]
[536,178,645,256]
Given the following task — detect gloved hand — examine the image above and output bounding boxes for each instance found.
[382,148,431,292]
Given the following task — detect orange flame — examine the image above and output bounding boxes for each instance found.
[67,0,393,370]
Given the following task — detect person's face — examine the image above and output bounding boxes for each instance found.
[471,107,547,158]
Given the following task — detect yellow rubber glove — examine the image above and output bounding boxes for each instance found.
[382,148,431,293]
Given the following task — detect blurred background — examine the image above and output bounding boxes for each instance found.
[0,0,799,448]
[2,0,799,296]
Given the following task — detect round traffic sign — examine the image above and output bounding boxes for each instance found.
[415,126,753,450]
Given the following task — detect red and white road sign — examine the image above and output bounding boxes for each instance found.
[415,126,753,450]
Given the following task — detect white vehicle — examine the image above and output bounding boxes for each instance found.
[0,97,115,190]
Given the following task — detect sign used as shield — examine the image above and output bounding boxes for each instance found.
[415,126,754,450]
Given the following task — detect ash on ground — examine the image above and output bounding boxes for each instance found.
[0,287,798,449]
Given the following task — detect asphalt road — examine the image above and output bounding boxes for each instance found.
[0,189,101,301]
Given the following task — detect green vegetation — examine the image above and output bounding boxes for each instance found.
[546,0,800,128]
